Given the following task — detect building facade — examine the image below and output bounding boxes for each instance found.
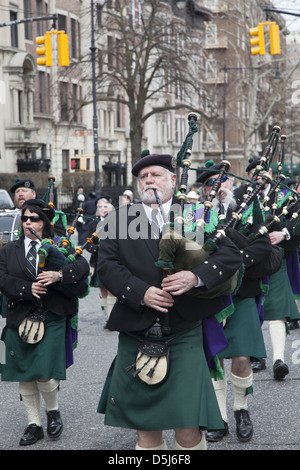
[0,0,293,206]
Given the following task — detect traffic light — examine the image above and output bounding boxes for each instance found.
[249,23,265,56]
[269,23,281,55]
[57,32,69,66]
[36,32,52,66]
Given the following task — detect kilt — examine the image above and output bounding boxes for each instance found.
[0,311,66,382]
[218,296,266,359]
[263,258,300,322]
[90,272,103,288]
[97,324,224,431]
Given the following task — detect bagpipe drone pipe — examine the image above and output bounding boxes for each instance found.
[154,113,241,300]
[154,123,286,295]
[36,176,92,299]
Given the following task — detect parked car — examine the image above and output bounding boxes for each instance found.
[0,209,20,245]
[0,189,14,209]
[0,190,19,245]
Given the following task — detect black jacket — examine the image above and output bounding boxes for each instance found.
[0,237,89,328]
[97,201,243,333]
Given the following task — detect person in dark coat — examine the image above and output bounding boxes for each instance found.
[197,164,281,443]
[0,199,89,446]
[96,152,243,450]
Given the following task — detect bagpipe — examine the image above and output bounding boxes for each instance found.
[155,113,241,299]
[34,176,94,299]
[240,131,300,242]
[155,120,293,296]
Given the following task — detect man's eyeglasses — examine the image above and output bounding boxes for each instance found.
[205,175,228,187]
[21,215,41,223]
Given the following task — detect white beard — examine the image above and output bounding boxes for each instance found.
[137,184,172,205]
[211,188,237,211]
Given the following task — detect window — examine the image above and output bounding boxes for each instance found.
[58,14,67,33]
[107,36,113,70]
[36,0,43,36]
[62,150,70,172]
[116,96,121,128]
[60,82,68,121]
[71,19,78,59]
[24,0,32,40]
[205,59,217,80]
[98,49,103,77]
[206,24,217,45]
[175,117,185,145]
[38,71,45,113]
[18,90,22,123]
[10,11,18,47]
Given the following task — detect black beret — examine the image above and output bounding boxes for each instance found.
[286,179,297,188]
[22,199,55,221]
[196,163,222,183]
[246,159,261,173]
[10,179,36,194]
[132,151,176,177]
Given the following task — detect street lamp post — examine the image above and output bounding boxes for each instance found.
[90,0,100,194]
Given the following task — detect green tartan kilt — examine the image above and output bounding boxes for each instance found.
[0,311,66,382]
[90,271,103,288]
[97,324,224,431]
[264,258,300,322]
[218,296,266,360]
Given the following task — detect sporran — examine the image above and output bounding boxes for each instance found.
[126,339,170,385]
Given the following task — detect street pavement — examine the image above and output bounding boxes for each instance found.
[1,250,300,452]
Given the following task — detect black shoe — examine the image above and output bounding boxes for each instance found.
[47,410,63,439]
[206,421,229,442]
[19,424,44,446]
[234,409,253,442]
[288,320,299,330]
[273,359,289,380]
[251,358,266,373]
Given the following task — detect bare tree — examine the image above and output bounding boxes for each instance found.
[82,0,213,168]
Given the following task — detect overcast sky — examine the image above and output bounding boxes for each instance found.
[272,0,300,32]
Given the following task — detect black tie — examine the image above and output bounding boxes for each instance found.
[151,209,160,240]
[26,241,37,279]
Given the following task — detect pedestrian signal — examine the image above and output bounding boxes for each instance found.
[71,158,80,170]
[36,32,52,66]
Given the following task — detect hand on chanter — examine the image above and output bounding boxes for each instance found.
[269,231,285,245]
[161,271,198,296]
[143,286,174,313]
[31,280,47,299]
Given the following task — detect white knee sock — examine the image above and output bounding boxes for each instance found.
[212,378,228,423]
[135,439,168,450]
[19,381,41,426]
[106,296,116,319]
[269,319,286,363]
[173,433,207,450]
[100,296,107,314]
[231,372,253,411]
[36,379,59,411]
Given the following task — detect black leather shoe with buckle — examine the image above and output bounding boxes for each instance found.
[206,421,229,442]
[234,409,253,442]
[19,424,44,446]
[47,410,63,439]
